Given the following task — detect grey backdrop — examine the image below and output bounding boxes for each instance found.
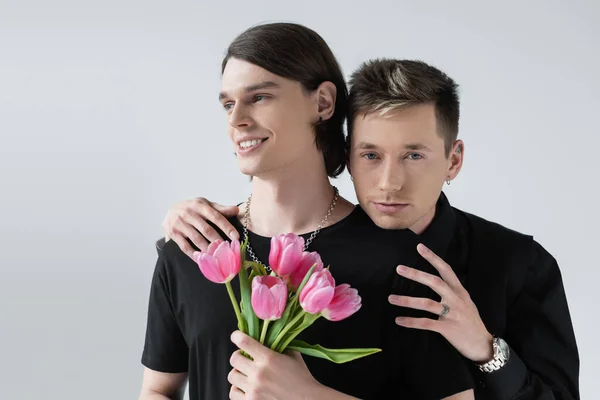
[1,0,598,398]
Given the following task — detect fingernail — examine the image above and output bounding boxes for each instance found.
[418,243,429,253]
[230,231,240,240]
[397,265,406,273]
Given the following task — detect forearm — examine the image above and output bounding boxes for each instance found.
[138,368,187,400]
[443,389,474,400]
[479,347,577,400]
[139,391,182,400]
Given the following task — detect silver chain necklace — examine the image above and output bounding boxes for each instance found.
[242,186,339,274]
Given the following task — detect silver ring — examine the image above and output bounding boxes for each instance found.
[439,303,450,318]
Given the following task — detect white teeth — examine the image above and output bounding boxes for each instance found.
[239,139,264,149]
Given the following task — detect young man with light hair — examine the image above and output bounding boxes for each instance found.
[163,58,579,399]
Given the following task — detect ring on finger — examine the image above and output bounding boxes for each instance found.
[439,303,450,318]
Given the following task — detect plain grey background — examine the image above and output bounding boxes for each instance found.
[1,0,598,398]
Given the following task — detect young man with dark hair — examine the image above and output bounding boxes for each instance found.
[139,24,474,400]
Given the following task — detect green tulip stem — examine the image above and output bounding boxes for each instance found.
[270,311,305,350]
[260,320,270,344]
[225,281,245,332]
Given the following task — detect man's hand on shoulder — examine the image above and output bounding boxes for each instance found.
[162,197,239,258]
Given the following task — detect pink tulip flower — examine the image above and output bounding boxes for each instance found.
[193,239,240,283]
[251,276,288,321]
[299,269,335,314]
[268,233,305,276]
[322,284,362,321]
[287,251,324,291]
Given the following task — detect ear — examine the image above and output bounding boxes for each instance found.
[315,81,337,121]
[447,140,464,181]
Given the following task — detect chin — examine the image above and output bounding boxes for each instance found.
[363,209,412,230]
[239,166,256,176]
[238,160,264,176]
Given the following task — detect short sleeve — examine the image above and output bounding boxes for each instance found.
[141,252,189,373]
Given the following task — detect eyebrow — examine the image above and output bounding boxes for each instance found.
[355,141,380,150]
[219,81,280,101]
[404,143,432,151]
[354,141,432,151]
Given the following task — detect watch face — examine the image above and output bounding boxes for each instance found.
[497,338,510,359]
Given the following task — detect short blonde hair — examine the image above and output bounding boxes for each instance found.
[347,59,460,156]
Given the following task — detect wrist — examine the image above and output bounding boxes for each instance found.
[476,337,511,373]
[471,332,494,363]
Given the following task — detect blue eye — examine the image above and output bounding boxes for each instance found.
[253,95,266,102]
[362,153,378,160]
[223,102,234,111]
[407,153,423,160]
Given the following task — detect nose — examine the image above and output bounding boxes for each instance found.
[228,103,253,129]
[378,159,404,192]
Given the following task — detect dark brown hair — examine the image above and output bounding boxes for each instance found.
[347,59,460,156]
[222,23,348,177]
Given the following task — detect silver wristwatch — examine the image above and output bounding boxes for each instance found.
[477,337,510,373]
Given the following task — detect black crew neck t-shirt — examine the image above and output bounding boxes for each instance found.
[142,206,473,399]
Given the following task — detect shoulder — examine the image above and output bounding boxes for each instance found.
[526,240,561,279]
[153,238,198,280]
[455,207,559,275]
[455,208,533,251]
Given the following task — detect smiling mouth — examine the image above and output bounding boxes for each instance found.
[238,138,267,150]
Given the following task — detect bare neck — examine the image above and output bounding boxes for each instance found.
[241,163,352,237]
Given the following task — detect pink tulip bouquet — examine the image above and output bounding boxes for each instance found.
[192,233,380,363]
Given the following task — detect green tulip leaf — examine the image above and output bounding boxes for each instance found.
[286,340,381,364]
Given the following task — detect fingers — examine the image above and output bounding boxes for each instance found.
[212,202,240,218]
[227,368,249,395]
[182,211,224,244]
[417,244,463,290]
[388,295,444,316]
[396,265,453,300]
[231,331,269,362]
[202,202,240,241]
[230,350,253,376]
[163,198,240,256]
[229,385,245,399]
[395,316,442,333]
[170,232,199,259]
[176,219,210,253]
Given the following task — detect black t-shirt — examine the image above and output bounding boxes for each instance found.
[142,206,474,399]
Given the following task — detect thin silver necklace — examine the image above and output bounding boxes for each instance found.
[242,186,339,274]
